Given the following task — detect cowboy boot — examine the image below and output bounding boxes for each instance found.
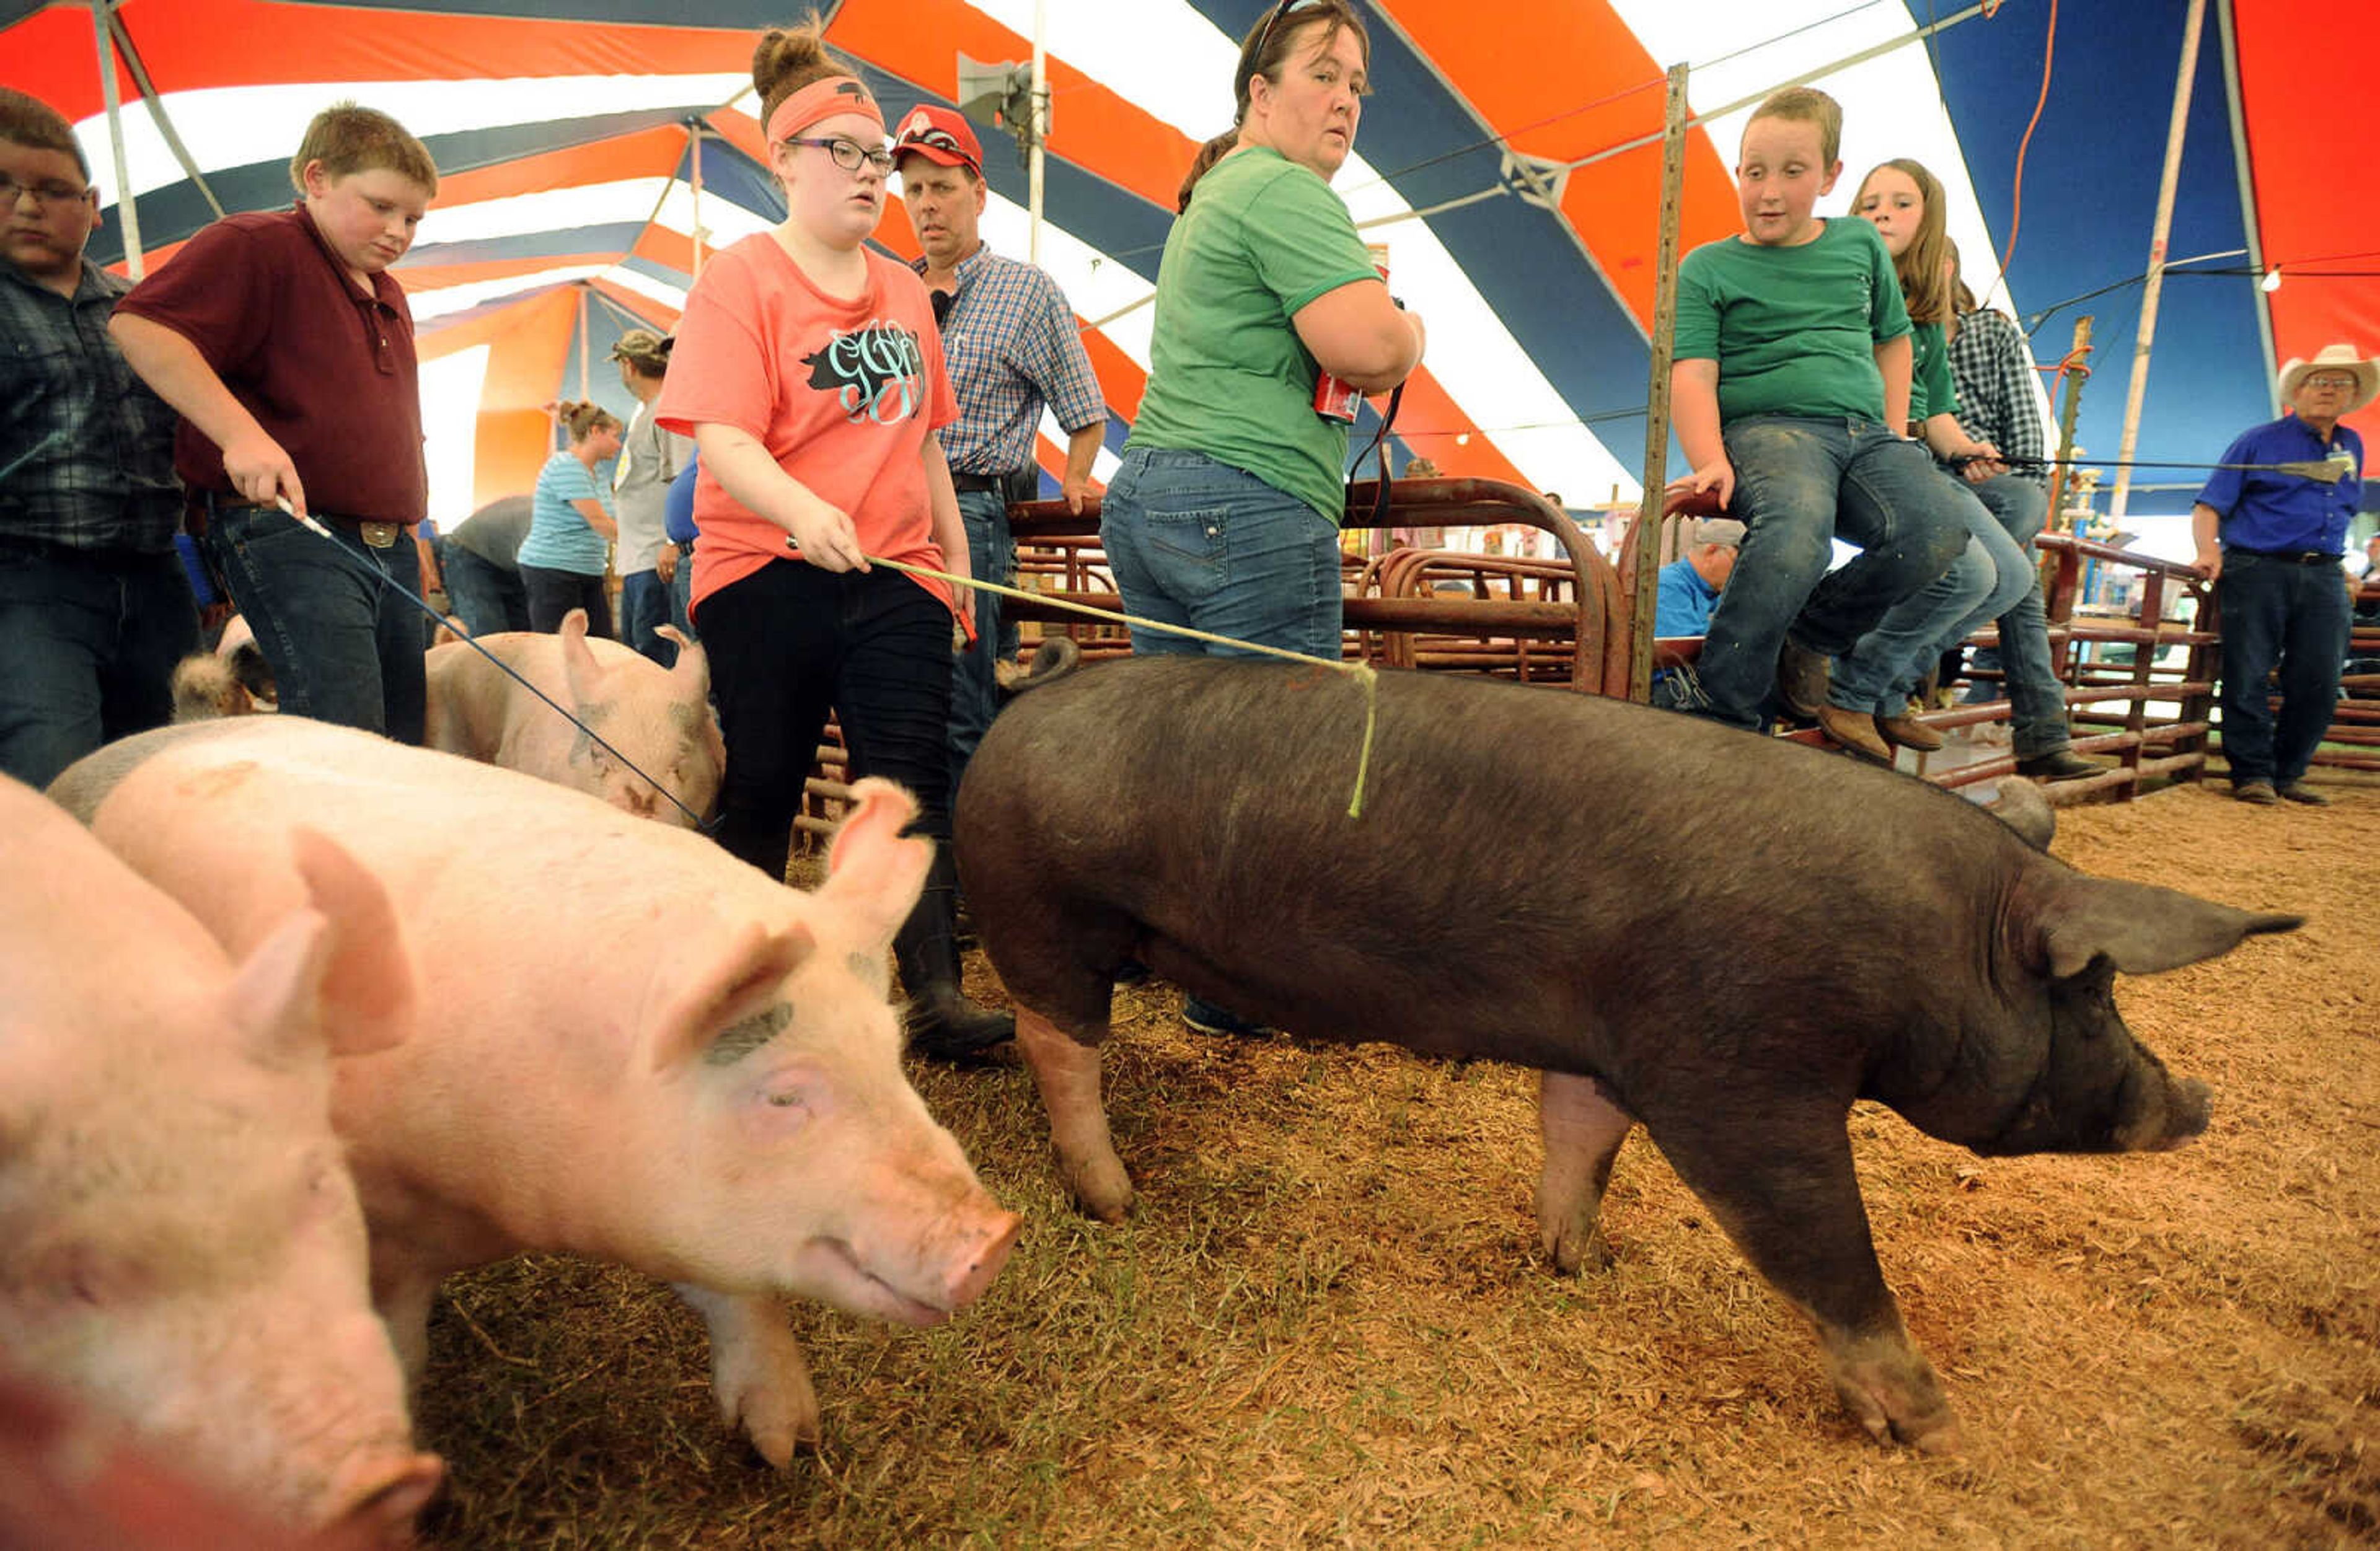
[892,853,1013,1063]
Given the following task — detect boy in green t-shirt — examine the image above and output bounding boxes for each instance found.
[1667,87,1967,736]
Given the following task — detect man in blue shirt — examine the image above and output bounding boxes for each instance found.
[892,104,1109,794]
[1648,518,1741,711]
[2190,343,2370,806]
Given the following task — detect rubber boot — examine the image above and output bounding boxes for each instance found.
[894,853,1014,1063]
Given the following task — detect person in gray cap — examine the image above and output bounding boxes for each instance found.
[610,327,694,665]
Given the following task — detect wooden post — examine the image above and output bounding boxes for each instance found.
[688,121,707,283]
[1629,62,1692,703]
[2050,315,2094,529]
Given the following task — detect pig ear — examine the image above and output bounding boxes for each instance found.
[559,609,602,705]
[647,920,815,1072]
[287,826,416,1057]
[2032,876,2303,980]
[820,778,932,942]
[661,628,710,698]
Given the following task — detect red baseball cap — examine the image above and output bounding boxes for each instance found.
[892,104,984,180]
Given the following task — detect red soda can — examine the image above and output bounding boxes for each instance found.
[1313,243,1391,423]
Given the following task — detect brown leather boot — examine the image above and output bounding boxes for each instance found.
[1874,710,1944,751]
[1815,703,1894,764]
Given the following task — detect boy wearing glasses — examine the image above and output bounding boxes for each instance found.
[2188,343,2371,806]
[891,103,1108,794]
[111,102,438,745]
[0,89,196,788]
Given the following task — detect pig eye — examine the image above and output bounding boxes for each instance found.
[767,1089,808,1110]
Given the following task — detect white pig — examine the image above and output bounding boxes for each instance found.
[423,606,722,826]
[0,773,440,1540]
[50,721,1021,1467]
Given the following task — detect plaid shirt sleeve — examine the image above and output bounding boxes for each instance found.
[1015,269,1108,437]
[1950,309,2049,486]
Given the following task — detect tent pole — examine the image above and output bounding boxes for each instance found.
[2213,0,2276,419]
[90,0,143,279]
[577,285,591,400]
[1028,0,1047,267]
[688,121,707,284]
[2109,0,2208,521]
[1628,62,1691,705]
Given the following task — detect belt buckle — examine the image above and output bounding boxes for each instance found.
[358,521,400,550]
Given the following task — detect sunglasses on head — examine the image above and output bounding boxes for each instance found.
[901,126,972,159]
[1236,0,1331,97]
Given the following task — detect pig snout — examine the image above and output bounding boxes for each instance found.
[326,1449,444,1547]
[2116,1070,2213,1153]
[794,1198,1021,1327]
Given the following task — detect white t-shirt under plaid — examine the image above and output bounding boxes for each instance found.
[914,243,1106,477]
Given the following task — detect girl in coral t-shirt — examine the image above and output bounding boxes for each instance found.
[655,22,1007,1060]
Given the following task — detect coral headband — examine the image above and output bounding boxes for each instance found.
[766,76,885,145]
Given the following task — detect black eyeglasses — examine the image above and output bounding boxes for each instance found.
[1236,0,1328,97]
[0,174,95,209]
[784,136,897,177]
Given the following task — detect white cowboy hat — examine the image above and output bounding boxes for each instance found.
[2276,341,2378,413]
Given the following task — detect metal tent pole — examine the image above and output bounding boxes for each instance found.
[90,0,143,279]
[688,120,707,284]
[1028,0,1048,267]
[2109,0,2209,521]
[2213,0,2276,419]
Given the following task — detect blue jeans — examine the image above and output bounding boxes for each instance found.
[0,545,199,788]
[439,542,530,639]
[1830,471,2031,718]
[1695,416,1968,729]
[2216,550,2350,785]
[669,546,697,643]
[204,505,427,744]
[1099,447,1344,662]
[946,486,1017,794]
[621,569,674,667]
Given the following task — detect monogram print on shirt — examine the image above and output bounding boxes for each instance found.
[801,322,926,426]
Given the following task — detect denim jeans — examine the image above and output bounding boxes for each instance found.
[204,505,426,744]
[1830,471,2030,718]
[1693,416,1968,729]
[521,565,613,638]
[1955,477,2071,757]
[1100,446,1344,662]
[439,543,529,638]
[669,548,697,643]
[946,486,1017,794]
[2216,550,2350,784]
[0,545,199,788]
[697,558,954,885]
[620,569,674,667]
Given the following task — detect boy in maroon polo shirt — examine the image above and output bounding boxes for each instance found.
[112,103,438,742]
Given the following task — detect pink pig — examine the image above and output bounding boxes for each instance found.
[51,720,1021,1467]
[423,606,723,826]
[0,773,440,1541]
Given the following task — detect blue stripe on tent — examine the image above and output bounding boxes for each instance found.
[1911,0,2267,512]
[1188,0,1672,468]
[402,222,655,270]
[88,107,723,263]
[680,137,786,224]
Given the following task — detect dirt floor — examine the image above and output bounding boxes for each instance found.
[415,772,2378,1549]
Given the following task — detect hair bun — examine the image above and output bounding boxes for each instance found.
[752,22,829,97]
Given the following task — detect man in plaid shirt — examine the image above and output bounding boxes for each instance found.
[0,90,195,788]
[892,104,1109,791]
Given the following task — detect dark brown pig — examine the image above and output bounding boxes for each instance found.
[953,657,2299,1454]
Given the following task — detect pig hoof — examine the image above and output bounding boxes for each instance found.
[739,1400,822,1470]
[1064,1158,1134,1223]
[1543,1225,1613,1276]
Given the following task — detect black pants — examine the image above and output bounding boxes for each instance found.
[699,557,954,883]
[520,564,614,638]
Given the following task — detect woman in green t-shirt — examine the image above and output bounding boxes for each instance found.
[1100,0,1426,677]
